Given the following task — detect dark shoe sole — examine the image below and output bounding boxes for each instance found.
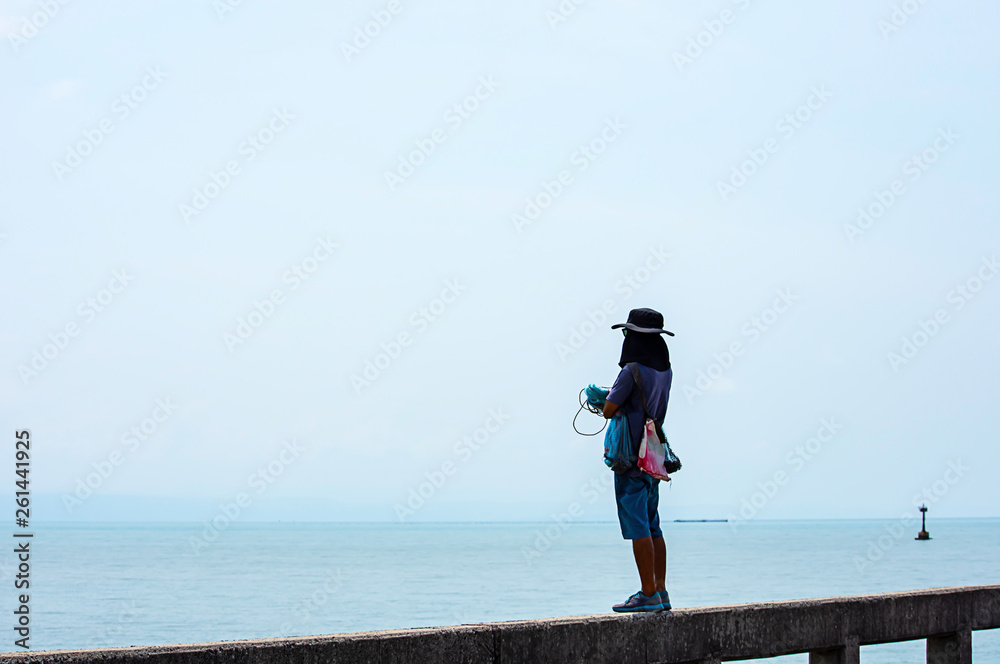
[612,603,665,613]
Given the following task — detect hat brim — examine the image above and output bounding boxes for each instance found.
[611,322,675,336]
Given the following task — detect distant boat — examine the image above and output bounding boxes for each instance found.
[674,519,728,523]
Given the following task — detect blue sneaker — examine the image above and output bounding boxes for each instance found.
[612,590,664,613]
[658,590,672,611]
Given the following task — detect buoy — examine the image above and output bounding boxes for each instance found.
[915,503,931,540]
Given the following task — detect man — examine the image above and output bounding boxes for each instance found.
[602,308,674,613]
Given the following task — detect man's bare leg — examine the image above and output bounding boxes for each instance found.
[631,536,656,596]
[653,535,666,593]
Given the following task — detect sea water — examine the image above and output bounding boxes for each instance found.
[5,518,999,662]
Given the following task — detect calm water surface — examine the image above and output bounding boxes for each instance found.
[6,518,998,662]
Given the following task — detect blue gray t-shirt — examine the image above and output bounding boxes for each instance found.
[606,363,672,477]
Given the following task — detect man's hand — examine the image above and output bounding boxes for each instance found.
[603,400,620,419]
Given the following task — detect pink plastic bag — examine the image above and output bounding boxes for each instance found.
[637,419,671,481]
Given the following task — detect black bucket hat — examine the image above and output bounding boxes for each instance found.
[611,308,674,336]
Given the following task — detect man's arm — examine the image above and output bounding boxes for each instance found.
[603,400,620,419]
[604,365,633,419]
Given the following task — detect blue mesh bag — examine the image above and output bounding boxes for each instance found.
[572,384,633,472]
[603,412,634,472]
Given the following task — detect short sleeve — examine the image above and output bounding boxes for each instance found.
[606,366,634,407]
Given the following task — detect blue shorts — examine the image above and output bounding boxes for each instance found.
[614,472,662,540]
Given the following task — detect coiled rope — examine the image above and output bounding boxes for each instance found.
[572,384,610,436]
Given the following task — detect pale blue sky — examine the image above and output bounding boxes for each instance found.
[2,0,998,523]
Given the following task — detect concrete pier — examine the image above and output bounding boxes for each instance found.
[5,584,998,663]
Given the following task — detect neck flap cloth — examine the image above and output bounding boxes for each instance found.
[618,332,670,371]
